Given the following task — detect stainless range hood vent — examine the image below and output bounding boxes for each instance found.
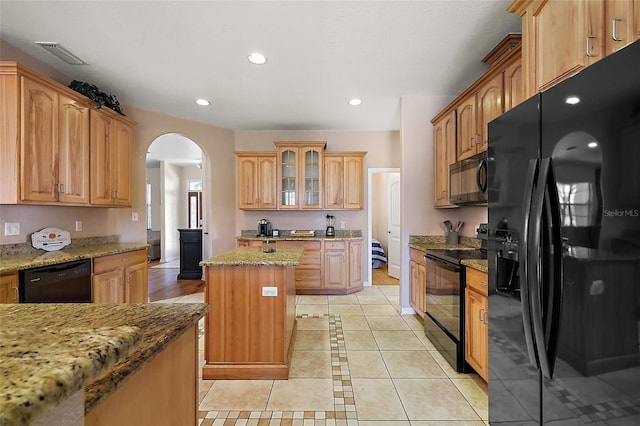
[35,42,87,65]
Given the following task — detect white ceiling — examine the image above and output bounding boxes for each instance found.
[0,0,520,131]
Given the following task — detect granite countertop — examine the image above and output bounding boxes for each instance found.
[0,303,208,425]
[408,235,482,252]
[462,259,488,273]
[0,242,149,274]
[201,246,305,266]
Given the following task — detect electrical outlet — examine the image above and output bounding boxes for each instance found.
[75,221,82,231]
[340,221,346,229]
[262,287,278,297]
[4,222,20,236]
[131,212,139,222]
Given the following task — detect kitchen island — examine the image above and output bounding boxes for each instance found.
[200,246,303,380]
[0,302,208,426]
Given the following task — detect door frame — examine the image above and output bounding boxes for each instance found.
[366,167,400,287]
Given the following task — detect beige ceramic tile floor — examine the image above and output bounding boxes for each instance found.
[161,286,488,426]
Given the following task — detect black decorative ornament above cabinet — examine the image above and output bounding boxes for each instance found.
[68,80,125,115]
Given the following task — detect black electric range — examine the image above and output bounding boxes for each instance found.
[423,247,486,373]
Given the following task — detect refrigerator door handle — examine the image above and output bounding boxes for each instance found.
[519,159,539,368]
[529,158,549,377]
[542,158,563,379]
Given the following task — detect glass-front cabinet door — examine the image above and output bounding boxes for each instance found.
[279,148,298,209]
[276,142,326,210]
[301,145,323,209]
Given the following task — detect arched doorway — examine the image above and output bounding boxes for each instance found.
[145,133,205,263]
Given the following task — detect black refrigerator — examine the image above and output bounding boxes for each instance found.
[488,39,640,425]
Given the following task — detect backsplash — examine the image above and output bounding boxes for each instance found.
[240,229,363,238]
[409,235,481,248]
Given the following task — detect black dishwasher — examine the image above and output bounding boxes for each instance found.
[19,259,92,303]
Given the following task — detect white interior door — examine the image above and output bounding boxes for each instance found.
[387,173,401,279]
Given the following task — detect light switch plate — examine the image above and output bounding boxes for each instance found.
[75,221,82,231]
[4,222,20,236]
[131,212,139,222]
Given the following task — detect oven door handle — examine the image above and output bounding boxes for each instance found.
[424,254,461,273]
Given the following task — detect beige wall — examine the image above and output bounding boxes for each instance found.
[399,96,488,312]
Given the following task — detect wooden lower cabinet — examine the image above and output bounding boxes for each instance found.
[409,248,426,318]
[0,272,18,304]
[278,240,323,291]
[92,250,148,303]
[85,325,197,425]
[465,267,488,381]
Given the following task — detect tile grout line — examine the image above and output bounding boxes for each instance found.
[198,313,359,426]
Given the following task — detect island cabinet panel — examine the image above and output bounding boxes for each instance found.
[85,325,197,426]
[203,264,296,380]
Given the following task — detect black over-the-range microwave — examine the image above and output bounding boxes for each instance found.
[449,151,488,205]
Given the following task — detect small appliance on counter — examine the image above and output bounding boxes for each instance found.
[31,227,71,251]
[257,218,272,237]
[325,215,335,237]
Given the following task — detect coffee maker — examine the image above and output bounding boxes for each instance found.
[258,218,272,237]
[325,215,335,237]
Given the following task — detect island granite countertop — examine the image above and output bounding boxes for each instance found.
[0,242,149,274]
[200,246,304,267]
[0,302,208,425]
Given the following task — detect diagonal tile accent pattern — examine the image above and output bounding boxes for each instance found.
[161,285,488,425]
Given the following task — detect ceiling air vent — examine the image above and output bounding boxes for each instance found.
[35,42,87,65]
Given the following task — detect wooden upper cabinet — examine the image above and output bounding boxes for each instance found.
[477,73,503,153]
[324,153,366,210]
[21,77,59,203]
[433,110,457,208]
[606,0,640,54]
[90,109,134,207]
[503,55,525,112]
[533,0,604,92]
[510,0,639,97]
[300,145,324,209]
[18,76,91,205]
[58,93,91,204]
[275,142,326,210]
[0,62,133,207]
[456,94,477,161]
[236,153,277,209]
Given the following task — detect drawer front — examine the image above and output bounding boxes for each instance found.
[93,250,147,274]
[277,240,322,250]
[295,269,322,288]
[299,251,322,269]
[466,267,488,295]
[324,240,346,250]
[410,248,426,265]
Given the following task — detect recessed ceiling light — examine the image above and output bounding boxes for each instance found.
[588,141,598,149]
[348,98,362,106]
[248,52,267,65]
[195,99,210,106]
[565,96,580,105]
